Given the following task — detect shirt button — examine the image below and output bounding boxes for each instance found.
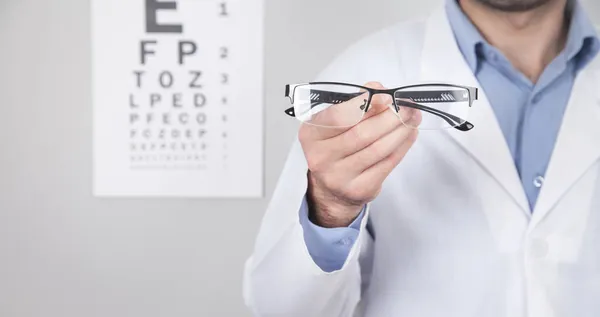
[489,53,499,62]
[529,238,549,259]
[533,175,545,188]
[532,94,542,104]
[337,237,354,246]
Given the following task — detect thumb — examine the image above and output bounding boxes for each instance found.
[362,82,392,120]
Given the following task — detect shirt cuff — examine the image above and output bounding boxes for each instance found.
[298,197,366,272]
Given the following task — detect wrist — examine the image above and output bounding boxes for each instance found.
[309,204,362,228]
[307,173,363,228]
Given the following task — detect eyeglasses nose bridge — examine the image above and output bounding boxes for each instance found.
[368,90,398,112]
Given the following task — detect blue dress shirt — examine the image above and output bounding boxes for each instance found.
[300,0,600,272]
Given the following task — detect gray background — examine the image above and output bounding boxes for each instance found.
[0,0,597,316]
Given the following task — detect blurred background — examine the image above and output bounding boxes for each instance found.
[0,0,597,316]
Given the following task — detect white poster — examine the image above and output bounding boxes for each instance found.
[92,0,264,197]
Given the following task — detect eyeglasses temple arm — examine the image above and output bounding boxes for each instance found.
[395,100,474,131]
[394,89,474,103]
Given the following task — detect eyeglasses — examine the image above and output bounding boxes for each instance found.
[284,82,478,131]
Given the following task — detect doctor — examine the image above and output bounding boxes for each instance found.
[244,0,600,316]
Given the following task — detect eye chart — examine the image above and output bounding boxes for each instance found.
[92,0,264,197]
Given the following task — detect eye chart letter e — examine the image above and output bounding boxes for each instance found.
[92,0,264,197]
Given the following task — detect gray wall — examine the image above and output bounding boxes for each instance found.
[0,0,597,317]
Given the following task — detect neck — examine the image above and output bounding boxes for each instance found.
[460,0,570,83]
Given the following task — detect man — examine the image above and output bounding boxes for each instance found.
[244,0,600,316]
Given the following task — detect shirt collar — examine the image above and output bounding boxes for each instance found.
[445,0,487,73]
[563,0,600,69]
[445,0,600,74]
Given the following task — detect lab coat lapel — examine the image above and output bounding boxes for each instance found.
[530,62,600,227]
[419,6,531,215]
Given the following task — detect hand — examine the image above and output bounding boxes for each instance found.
[299,82,421,228]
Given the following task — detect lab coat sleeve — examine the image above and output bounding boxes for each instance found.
[299,197,366,273]
[243,139,374,317]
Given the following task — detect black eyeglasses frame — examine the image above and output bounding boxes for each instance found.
[284,82,478,131]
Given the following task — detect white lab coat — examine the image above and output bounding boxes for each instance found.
[243,4,600,317]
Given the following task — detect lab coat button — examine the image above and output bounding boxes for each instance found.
[529,239,549,259]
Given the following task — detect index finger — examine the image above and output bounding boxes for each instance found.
[299,82,393,141]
